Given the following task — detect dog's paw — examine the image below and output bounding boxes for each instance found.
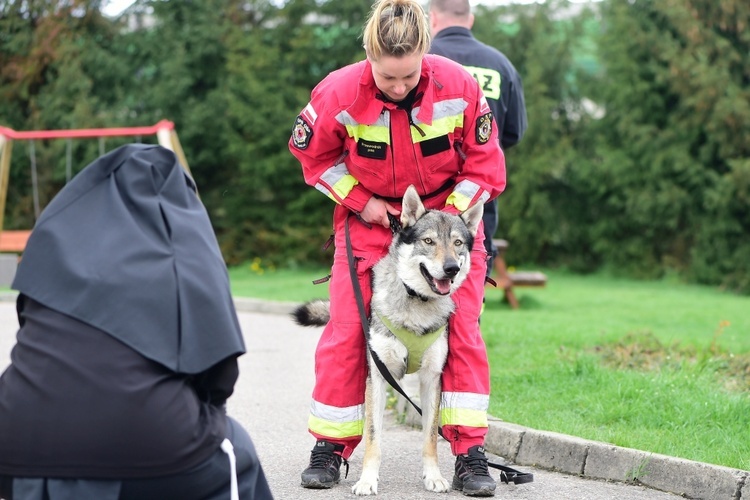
[423,472,450,493]
[352,477,379,496]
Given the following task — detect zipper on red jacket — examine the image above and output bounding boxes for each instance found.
[401,92,428,194]
[407,111,426,138]
[377,91,429,196]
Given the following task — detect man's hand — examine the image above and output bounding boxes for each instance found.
[360,197,400,228]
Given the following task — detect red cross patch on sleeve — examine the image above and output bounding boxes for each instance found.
[292,116,313,150]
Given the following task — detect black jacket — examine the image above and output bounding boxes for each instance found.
[431,27,527,150]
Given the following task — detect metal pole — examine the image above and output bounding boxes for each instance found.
[0,135,13,232]
[29,141,40,220]
[66,138,72,183]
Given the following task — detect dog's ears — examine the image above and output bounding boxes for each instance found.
[400,185,426,228]
[461,201,484,237]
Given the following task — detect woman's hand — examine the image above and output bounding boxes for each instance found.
[360,197,400,228]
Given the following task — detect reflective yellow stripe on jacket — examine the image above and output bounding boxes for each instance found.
[315,161,357,204]
[411,98,467,143]
[312,110,392,203]
[440,391,489,428]
[321,97,469,203]
[447,179,490,212]
[337,110,391,144]
[308,400,365,439]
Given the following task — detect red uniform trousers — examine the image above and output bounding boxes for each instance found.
[309,204,490,459]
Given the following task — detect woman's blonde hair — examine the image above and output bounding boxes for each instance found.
[363,0,431,61]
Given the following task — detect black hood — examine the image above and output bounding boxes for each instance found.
[12,144,245,373]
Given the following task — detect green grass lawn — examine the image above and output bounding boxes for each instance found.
[480,271,750,471]
[228,264,750,471]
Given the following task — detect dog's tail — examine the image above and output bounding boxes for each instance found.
[291,299,331,327]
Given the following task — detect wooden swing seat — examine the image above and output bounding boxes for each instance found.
[0,230,32,253]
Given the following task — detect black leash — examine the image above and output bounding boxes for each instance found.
[344,215,533,485]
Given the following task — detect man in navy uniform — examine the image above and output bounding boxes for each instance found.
[430,0,528,276]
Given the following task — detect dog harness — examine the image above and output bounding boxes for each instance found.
[377,313,446,374]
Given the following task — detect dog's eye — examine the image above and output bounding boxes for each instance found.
[454,240,463,247]
[423,238,433,245]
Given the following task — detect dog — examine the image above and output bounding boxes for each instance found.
[293,185,483,495]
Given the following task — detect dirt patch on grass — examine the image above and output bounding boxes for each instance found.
[593,325,750,392]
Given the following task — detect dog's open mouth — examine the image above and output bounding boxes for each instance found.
[420,264,452,295]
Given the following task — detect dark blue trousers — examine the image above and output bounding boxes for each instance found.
[0,417,272,500]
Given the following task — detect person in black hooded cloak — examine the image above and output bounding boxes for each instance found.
[0,144,273,500]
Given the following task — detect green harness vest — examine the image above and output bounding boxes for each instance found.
[377,314,446,374]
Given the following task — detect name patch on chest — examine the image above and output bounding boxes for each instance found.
[357,139,387,160]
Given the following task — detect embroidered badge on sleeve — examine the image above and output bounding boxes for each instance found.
[292,116,313,150]
[476,112,493,145]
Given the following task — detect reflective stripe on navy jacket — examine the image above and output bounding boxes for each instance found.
[289,54,505,214]
[430,27,527,150]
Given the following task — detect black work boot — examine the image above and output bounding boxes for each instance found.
[453,445,497,497]
[301,440,348,489]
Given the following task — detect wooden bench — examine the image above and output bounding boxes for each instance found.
[0,230,32,254]
[486,238,547,309]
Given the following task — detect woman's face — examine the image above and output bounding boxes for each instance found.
[369,52,423,102]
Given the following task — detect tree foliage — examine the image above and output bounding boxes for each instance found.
[1,0,749,291]
[1,0,122,228]
[474,2,600,271]
[586,0,750,289]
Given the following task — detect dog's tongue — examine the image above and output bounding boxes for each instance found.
[435,278,452,294]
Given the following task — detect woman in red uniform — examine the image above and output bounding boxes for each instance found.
[289,0,505,496]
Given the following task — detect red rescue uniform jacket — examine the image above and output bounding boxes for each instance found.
[290,54,505,215]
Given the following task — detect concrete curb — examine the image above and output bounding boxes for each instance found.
[395,373,749,500]
[233,296,298,316]
[486,420,749,500]
[3,292,748,499]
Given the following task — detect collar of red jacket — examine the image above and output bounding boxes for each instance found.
[346,55,439,126]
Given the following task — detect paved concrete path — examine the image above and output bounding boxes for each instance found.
[0,298,691,500]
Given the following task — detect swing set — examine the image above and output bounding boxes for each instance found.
[0,120,190,254]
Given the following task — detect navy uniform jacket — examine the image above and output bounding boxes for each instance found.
[430,26,528,262]
[430,26,527,150]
